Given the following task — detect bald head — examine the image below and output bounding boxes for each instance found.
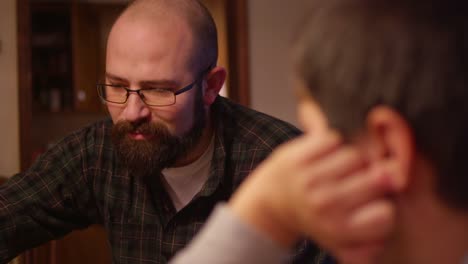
[114,0,218,74]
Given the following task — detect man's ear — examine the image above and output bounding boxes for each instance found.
[202,66,226,105]
[365,106,415,192]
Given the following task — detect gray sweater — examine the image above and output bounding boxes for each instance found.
[170,204,291,264]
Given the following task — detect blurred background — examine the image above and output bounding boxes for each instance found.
[0,0,314,263]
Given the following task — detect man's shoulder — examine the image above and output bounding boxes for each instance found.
[215,97,301,151]
[72,118,113,137]
[51,118,113,151]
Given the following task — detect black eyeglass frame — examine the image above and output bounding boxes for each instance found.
[96,65,214,107]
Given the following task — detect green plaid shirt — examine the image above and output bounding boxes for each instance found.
[0,96,310,264]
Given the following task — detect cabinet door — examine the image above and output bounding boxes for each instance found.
[72,3,102,113]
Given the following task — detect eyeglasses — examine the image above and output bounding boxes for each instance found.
[97,78,199,107]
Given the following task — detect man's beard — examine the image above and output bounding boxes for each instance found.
[111,91,206,177]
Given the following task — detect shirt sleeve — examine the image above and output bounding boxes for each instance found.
[0,132,96,263]
[170,203,291,264]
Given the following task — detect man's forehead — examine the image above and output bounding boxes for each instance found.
[106,11,195,70]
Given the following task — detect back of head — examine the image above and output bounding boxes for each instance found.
[293,0,468,209]
[119,0,218,74]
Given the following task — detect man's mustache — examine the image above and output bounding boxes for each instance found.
[116,121,159,136]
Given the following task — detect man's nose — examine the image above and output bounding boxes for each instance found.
[122,92,151,123]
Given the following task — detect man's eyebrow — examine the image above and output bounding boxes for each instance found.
[105,73,127,83]
[105,72,179,87]
[140,80,179,88]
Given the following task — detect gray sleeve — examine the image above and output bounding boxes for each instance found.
[170,203,291,264]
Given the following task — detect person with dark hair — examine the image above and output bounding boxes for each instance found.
[170,0,468,263]
[0,0,314,263]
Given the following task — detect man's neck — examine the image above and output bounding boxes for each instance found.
[173,116,214,167]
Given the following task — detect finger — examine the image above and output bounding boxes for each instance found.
[321,169,395,212]
[299,146,368,188]
[273,131,342,166]
[344,199,395,242]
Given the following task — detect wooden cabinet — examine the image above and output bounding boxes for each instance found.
[71,2,101,112]
[29,1,122,161]
[71,3,124,112]
[31,1,123,114]
[24,2,124,264]
[31,3,73,113]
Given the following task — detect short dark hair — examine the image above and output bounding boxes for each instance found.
[294,0,468,209]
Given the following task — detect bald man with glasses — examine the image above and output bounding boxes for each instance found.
[0,1,316,263]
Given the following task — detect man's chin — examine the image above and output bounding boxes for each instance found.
[119,154,162,177]
[116,144,178,176]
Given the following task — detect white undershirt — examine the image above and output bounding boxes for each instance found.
[161,136,214,211]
